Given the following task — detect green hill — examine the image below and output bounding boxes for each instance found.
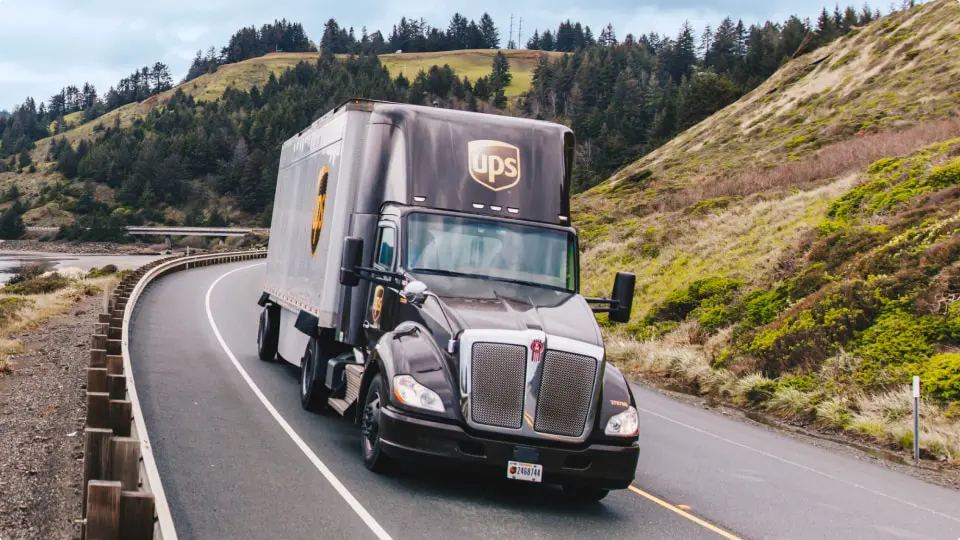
[579,0,960,460]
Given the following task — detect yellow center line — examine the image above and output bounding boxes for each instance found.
[628,485,742,540]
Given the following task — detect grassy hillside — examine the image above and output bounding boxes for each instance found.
[577,0,960,461]
[29,49,555,159]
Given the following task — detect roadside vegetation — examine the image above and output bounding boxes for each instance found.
[0,264,118,373]
[572,1,960,463]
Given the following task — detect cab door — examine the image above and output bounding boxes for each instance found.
[364,222,400,343]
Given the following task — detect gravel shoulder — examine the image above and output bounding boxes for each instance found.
[0,296,101,540]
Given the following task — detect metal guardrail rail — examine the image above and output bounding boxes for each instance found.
[82,249,267,539]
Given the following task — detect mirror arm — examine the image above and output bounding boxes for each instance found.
[354,266,406,288]
[585,297,621,314]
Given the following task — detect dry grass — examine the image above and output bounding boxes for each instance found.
[657,119,960,212]
[0,275,116,344]
[767,387,815,419]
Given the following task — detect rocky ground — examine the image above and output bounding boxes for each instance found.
[0,297,101,540]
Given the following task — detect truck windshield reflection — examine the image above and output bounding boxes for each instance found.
[405,212,576,291]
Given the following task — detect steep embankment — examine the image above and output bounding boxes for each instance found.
[576,0,960,461]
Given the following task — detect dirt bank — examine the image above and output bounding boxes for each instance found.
[0,297,102,540]
[0,240,163,256]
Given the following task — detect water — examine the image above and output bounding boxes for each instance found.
[0,251,163,283]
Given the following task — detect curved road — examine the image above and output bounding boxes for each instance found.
[129,261,960,540]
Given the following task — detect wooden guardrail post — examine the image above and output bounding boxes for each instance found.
[107,375,126,400]
[87,480,121,540]
[82,428,113,518]
[109,400,132,437]
[87,393,111,429]
[120,492,155,540]
[110,437,141,490]
[87,368,108,393]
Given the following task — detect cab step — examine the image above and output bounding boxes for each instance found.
[328,363,363,416]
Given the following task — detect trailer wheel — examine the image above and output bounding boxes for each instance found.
[360,374,395,474]
[257,304,279,362]
[300,338,329,412]
[561,485,610,503]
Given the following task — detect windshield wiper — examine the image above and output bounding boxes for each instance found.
[410,268,481,280]
[411,268,571,293]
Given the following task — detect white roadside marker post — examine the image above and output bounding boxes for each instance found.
[912,375,920,461]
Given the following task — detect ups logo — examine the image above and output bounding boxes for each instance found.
[310,166,329,257]
[468,140,521,191]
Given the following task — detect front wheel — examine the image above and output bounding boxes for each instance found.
[299,338,329,412]
[360,374,395,474]
[257,304,279,362]
[561,485,610,503]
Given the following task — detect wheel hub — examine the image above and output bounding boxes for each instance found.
[361,393,381,456]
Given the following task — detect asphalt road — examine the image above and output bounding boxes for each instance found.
[129,261,960,540]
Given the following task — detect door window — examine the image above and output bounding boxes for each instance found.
[375,227,396,270]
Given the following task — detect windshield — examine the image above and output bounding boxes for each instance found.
[405,213,577,291]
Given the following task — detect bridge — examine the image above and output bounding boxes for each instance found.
[26,226,270,247]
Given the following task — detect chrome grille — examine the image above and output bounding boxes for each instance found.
[534,350,597,437]
[470,342,526,429]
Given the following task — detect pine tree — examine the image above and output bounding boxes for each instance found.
[17,148,31,171]
[540,30,556,51]
[526,30,541,50]
[490,51,513,92]
[479,13,499,49]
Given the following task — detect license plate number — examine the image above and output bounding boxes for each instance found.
[507,461,543,483]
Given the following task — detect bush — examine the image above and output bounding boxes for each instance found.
[747,292,869,375]
[650,277,743,322]
[767,387,815,418]
[921,353,960,403]
[88,264,118,278]
[744,286,790,325]
[3,273,72,295]
[0,296,31,324]
[815,397,852,429]
[852,310,945,388]
[735,373,778,406]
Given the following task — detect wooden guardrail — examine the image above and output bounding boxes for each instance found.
[82,249,267,540]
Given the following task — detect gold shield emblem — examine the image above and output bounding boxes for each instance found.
[310,166,329,257]
[371,285,385,323]
[468,140,521,191]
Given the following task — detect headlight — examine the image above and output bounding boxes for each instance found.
[604,406,639,437]
[393,375,445,413]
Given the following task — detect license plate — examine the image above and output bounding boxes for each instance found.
[507,461,543,483]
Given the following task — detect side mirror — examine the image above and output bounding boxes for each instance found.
[339,236,364,287]
[609,272,636,324]
[401,280,429,306]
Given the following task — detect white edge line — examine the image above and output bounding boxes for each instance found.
[123,251,265,540]
[637,405,960,525]
[205,263,394,540]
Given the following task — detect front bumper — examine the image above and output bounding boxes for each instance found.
[379,406,639,489]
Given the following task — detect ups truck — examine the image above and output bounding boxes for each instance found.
[257,99,639,501]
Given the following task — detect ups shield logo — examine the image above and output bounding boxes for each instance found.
[310,166,329,257]
[468,140,521,191]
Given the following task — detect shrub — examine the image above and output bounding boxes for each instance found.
[921,353,960,403]
[3,273,72,295]
[767,386,815,418]
[88,264,118,278]
[778,374,818,392]
[815,397,852,429]
[0,297,30,325]
[650,277,744,322]
[744,286,790,325]
[747,292,869,375]
[735,373,778,406]
[852,310,945,388]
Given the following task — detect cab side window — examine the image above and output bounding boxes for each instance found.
[375,227,396,270]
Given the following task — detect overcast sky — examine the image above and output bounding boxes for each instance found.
[0,0,848,110]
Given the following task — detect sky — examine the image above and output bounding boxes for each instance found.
[0,0,846,110]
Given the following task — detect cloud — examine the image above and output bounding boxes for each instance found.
[1,0,838,110]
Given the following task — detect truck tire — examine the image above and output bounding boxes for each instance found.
[257,304,279,362]
[300,338,329,412]
[561,485,610,503]
[360,374,395,474]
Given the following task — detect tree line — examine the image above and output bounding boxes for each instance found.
[0,63,173,162]
[524,4,882,190]
[2,1,897,228]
